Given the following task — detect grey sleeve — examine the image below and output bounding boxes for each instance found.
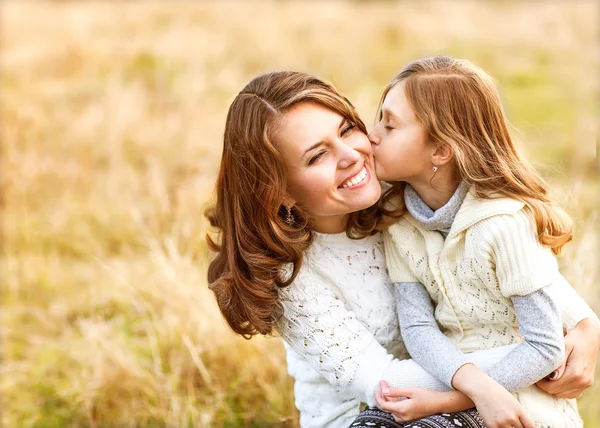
[396,282,472,387]
[486,287,565,391]
[397,283,565,392]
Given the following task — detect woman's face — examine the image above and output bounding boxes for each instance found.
[275,102,381,233]
[368,81,433,184]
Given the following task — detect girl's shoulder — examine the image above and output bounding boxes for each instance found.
[384,213,422,244]
[387,211,421,230]
[468,206,543,256]
[455,189,526,236]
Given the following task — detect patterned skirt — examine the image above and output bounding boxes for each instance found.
[349,407,486,428]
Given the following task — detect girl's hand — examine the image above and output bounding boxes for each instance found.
[375,380,476,423]
[536,317,600,398]
[469,382,535,428]
[452,364,535,428]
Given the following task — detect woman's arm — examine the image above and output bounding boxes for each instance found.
[536,316,600,398]
[277,273,450,408]
[534,275,600,397]
[375,382,476,422]
[548,273,599,332]
[282,342,363,428]
[375,383,535,428]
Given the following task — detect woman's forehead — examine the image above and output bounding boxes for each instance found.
[276,103,345,150]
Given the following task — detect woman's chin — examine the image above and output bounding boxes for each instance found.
[356,185,382,210]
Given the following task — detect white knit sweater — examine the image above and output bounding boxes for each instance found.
[384,189,596,428]
[277,231,522,428]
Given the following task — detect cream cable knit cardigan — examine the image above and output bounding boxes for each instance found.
[384,188,596,428]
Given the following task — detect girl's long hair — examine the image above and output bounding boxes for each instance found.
[205,71,371,338]
[360,56,572,253]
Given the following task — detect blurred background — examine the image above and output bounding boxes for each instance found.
[1,1,598,426]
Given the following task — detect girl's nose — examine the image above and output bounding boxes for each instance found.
[368,129,380,146]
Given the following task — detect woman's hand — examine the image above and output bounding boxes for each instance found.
[375,381,474,423]
[452,364,535,428]
[536,317,600,398]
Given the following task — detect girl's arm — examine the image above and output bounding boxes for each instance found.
[479,210,599,391]
[397,271,599,397]
[396,282,497,385]
[395,281,547,428]
[396,282,562,392]
[483,289,564,390]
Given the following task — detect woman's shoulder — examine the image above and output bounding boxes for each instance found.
[280,230,387,297]
[305,230,385,261]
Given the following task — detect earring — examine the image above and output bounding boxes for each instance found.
[432,166,438,172]
[285,205,294,226]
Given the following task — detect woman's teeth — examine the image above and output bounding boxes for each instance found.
[342,167,368,188]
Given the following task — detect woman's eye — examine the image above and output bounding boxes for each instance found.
[384,125,394,131]
[308,150,326,165]
[341,123,356,137]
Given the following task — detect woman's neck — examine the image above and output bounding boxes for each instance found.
[311,214,349,234]
[408,169,461,211]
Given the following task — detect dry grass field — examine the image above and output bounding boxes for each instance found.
[1,1,598,426]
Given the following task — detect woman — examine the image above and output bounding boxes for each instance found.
[205,71,599,428]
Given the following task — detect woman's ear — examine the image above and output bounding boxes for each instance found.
[431,144,454,167]
[282,196,296,209]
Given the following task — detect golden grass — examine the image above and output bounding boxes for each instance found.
[1,1,598,426]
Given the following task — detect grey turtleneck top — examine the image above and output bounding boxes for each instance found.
[396,182,564,392]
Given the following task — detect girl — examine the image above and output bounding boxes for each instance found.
[368,57,599,427]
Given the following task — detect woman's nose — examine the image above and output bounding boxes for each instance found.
[338,144,362,170]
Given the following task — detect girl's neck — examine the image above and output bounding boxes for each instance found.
[408,169,461,211]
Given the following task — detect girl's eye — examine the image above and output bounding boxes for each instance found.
[308,150,326,166]
[385,125,394,131]
[341,123,356,137]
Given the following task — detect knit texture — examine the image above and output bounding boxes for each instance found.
[402,182,566,392]
[404,181,470,234]
[278,231,434,428]
[277,231,517,428]
[405,183,596,331]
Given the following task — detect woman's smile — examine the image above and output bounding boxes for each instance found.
[339,163,370,189]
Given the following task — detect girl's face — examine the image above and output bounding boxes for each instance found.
[275,102,381,233]
[369,82,434,184]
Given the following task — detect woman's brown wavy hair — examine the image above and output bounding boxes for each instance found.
[358,56,573,253]
[205,71,374,338]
